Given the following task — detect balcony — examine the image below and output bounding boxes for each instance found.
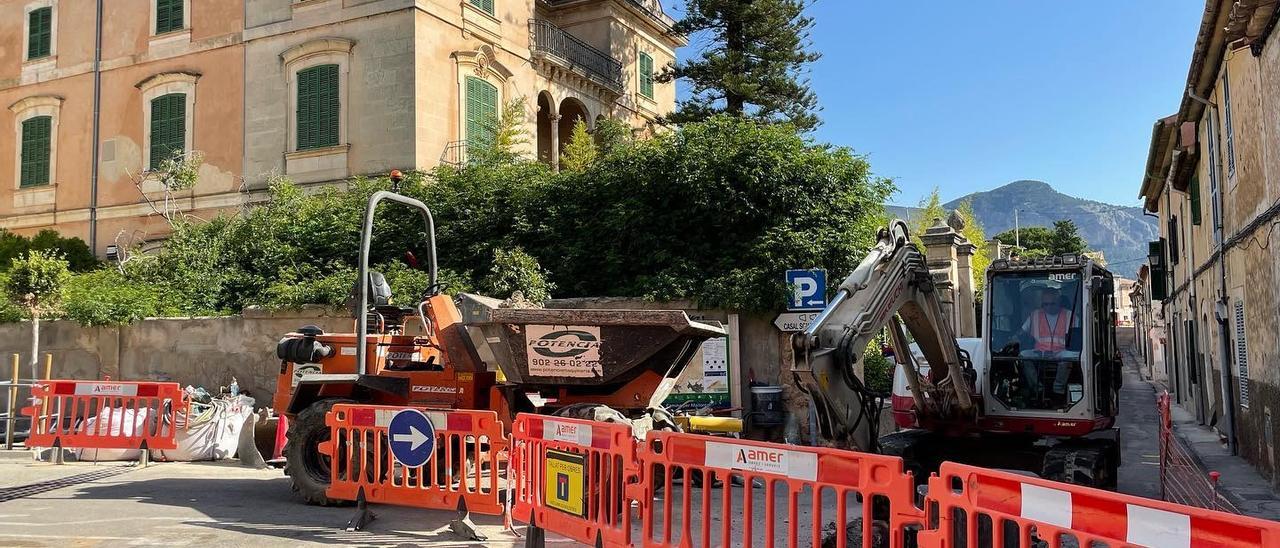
[542,0,676,29]
[529,19,624,92]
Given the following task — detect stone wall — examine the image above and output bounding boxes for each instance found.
[0,308,351,414]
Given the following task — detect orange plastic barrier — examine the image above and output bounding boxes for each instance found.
[1158,391,1239,512]
[23,379,184,452]
[636,431,925,548]
[920,461,1280,548]
[510,413,641,548]
[323,404,506,516]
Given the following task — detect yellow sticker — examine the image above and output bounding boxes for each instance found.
[543,449,587,517]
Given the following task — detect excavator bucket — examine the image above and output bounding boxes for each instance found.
[458,294,725,396]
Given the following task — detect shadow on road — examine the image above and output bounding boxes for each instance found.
[68,471,509,546]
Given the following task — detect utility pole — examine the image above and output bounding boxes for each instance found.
[1014,209,1020,248]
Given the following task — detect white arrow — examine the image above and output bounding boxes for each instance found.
[393,425,430,451]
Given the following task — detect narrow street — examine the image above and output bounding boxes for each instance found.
[1116,331,1163,499]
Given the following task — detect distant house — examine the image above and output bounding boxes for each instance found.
[1137,0,1280,483]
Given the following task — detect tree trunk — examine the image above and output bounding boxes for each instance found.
[725,10,746,116]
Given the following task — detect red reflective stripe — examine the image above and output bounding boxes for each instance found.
[136,384,159,397]
[1192,513,1263,546]
[54,382,75,395]
[591,426,611,449]
[446,412,472,432]
[973,473,1022,516]
[350,408,376,427]
[1072,491,1126,539]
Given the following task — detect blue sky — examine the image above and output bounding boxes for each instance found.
[673,1,1206,207]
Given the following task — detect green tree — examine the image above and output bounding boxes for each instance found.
[0,229,97,273]
[62,269,163,326]
[5,250,70,380]
[591,117,633,155]
[664,0,822,131]
[954,199,990,292]
[907,188,947,248]
[1049,220,1088,255]
[470,99,530,164]
[559,120,597,172]
[480,247,554,303]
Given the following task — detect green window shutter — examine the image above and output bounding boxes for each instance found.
[155,0,184,34]
[149,93,186,170]
[468,0,494,15]
[296,64,340,150]
[638,52,654,99]
[20,116,52,188]
[1189,174,1202,226]
[27,7,52,60]
[465,76,498,150]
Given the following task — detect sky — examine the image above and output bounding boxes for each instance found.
[673,1,1207,207]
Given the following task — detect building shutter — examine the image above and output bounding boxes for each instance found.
[465,76,498,150]
[1188,174,1202,226]
[639,52,654,99]
[149,93,186,170]
[1235,300,1249,408]
[156,0,184,34]
[296,64,340,150]
[1148,240,1168,301]
[20,116,52,188]
[28,7,52,59]
[468,0,494,15]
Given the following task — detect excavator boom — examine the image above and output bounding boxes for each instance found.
[791,220,977,451]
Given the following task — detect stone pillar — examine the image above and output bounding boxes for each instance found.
[921,217,962,334]
[549,114,562,171]
[955,241,977,337]
[984,238,1007,261]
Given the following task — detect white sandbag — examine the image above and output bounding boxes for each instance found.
[76,407,153,461]
[154,396,254,461]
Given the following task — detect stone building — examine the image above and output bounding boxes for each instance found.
[1137,0,1280,482]
[1,0,682,254]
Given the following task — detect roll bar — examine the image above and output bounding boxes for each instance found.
[356,190,438,375]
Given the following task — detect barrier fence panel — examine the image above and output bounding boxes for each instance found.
[510,413,641,548]
[22,379,185,452]
[1157,391,1239,513]
[323,404,507,516]
[920,461,1280,548]
[635,431,924,548]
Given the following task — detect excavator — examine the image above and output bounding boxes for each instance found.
[792,219,1122,488]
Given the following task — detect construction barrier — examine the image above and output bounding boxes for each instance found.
[1158,391,1239,512]
[323,404,507,517]
[919,460,1280,548]
[22,379,185,453]
[637,430,925,548]
[510,413,641,548]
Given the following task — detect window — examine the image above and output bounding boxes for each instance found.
[1188,174,1202,225]
[155,0,184,34]
[1235,299,1249,408]
[27,7,52,60]
[149,93,186,169]
[1205,109,1222,244]
[1223,72,1235,176]
[296,64,340,150]
[638,52,655,100]
[465,76,498,149]
[20,116,52,188]
[468,0,494,15]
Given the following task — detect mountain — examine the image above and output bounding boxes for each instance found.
[890,180,1156,278]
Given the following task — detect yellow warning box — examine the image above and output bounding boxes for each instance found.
[544,449,587,517]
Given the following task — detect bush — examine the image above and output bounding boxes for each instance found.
[0,229,97,273]
[62,269,164,326]
[863,343,894,394]
[480,248,553,303]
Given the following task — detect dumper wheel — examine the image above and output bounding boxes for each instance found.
[285,398,354,506]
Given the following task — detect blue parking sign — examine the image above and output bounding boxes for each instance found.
[785,269,827,311]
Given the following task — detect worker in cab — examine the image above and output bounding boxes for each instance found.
[1017,287,1079,399]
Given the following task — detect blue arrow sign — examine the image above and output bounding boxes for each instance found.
[785,269,827,311]
[388,409,435,468]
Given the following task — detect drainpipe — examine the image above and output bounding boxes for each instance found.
[88,0,104,253]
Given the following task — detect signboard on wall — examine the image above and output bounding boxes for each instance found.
[663,335,732,409]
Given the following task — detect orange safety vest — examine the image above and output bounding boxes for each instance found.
[1032,309,1072,352]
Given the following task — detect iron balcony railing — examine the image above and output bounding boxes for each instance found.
[440,140,467,167]
[529,19,624,90]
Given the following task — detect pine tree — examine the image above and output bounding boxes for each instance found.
[559,120,597,172]
[664,0,822,131]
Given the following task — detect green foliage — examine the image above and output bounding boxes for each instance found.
[993,221,1086,258]
[151,151,203,191]
[535,116,893,310]
[480,248,553,303]
[0,273,22,322]
[592,117,633,155]
[862,342,893,394]
[666,0,822,130]
[908,188,947,248]
[560,120,597,172]
[470,99,530,165]
[62,269,165,326]
[0,229,97,273]
[5,249,70,312]
[954,199,990,292]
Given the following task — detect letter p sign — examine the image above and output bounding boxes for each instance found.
[785,269,827,311]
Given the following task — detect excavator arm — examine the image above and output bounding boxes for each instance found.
[791,220,977,451]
